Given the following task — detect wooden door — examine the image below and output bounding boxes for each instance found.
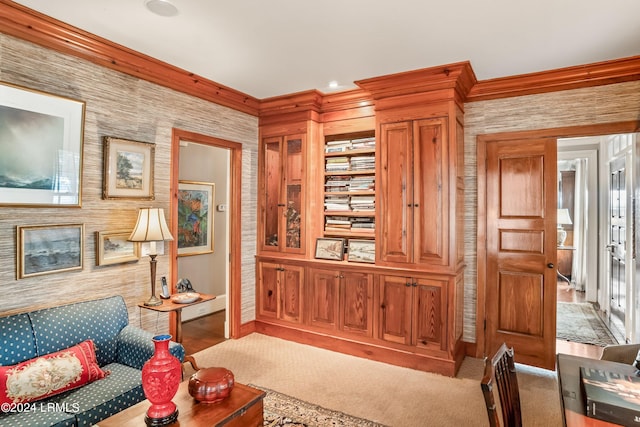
[257,261,278,318]
[378,274,412,345]
[339,271,373,337]
[413,277,447,352]
[378,121,413,264]
[485,137,557,370]
[260,137,282,252]
[608,156,627,330]
[278,264,304,323]
[413,117,449,266]
[282,135,305,254]
[308,268,339,330]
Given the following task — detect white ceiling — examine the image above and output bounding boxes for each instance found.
[12,0,640,100]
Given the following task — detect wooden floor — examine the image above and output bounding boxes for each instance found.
[179,281,610,361]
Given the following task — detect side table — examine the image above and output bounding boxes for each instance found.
[138,293,216,370]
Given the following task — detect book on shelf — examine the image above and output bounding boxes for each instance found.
[580,367,640,425]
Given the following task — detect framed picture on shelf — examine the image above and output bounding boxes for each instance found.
[347,239,375,263]
[103,136,155,200]
[17,224,84,279]
[315,238,345,261]
[95,230,140,266]
[177,180,214,256]
[0,81,85,207]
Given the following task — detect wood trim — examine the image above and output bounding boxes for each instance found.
[468,55,640,102]
[475,120,640,360]
[0,0,260,116]
[170,128,243,339]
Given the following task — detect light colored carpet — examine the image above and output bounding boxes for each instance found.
[557,302,618,347]
[184,333,563,426]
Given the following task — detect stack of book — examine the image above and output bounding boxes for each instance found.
[350,136,376,150]
[325,156,350,172]
[325,216,352,232]
[350,195,375,211]
[324,195,350,211]
[350,156,375,171]
[350,217,375,233]
[349,176,375,192]
[325,176,350,192]
[325,139,353,153]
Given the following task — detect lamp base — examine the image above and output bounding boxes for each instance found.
[144,295,163,307]
[557,228,567,247]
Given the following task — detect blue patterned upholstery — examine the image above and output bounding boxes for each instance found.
[0,296,185,427]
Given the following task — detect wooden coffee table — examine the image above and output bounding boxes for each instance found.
[96,381,265,427]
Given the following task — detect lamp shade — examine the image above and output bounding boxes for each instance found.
[557,208,572,226]
[129,208,174,242]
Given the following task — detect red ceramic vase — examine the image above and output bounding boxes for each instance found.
[142,334,181,426]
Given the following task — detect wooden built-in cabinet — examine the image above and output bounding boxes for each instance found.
[257,261,304,324]
[256,63,473,376]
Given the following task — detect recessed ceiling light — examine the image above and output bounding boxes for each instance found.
[328,80,339,89]
[145,0,179,17]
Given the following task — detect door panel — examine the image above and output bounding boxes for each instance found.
[378,275,412,345]
[340,272,373,336]
[279,265,303,323]
[257,262,278,318]
[309,268,339,330]
[485,138,557,370]
[609,157,627,328]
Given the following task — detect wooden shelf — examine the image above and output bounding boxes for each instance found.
[325,170,375,176]
[324,211,375,217]
[325,148,376,157]
[324,230,375,238]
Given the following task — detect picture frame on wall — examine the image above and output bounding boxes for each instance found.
[177,180,214,256]
[315,237,345,261]
[347,239,375,263]
[0,81,85,207]
[103,136,155,200]
[17,224,84,279]
[95,230,140,266]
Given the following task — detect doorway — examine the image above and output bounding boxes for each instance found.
[170,128,243,354]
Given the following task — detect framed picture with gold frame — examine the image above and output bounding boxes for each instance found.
[177,180,214,256]
[17,224,84,279]
[103,136,155,200]
[95,230,141,266]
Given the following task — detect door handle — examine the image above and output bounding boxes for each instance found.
[547,263,554,269]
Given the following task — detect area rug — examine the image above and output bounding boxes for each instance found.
[557,302,618,347]
[250,385,388,427]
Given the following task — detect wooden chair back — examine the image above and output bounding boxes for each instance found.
[481,343,522,427]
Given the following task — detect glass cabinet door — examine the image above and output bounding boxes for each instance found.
[260,134,305,254]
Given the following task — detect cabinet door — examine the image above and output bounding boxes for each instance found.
[257,262,279,318]
[308,268,339,330]
[279,264,304,323]
[261,137,282,251]
[282,135,305,253]
[377,275,412,345]
[413,117,449,266]
[339,271,373,337]
[412,277,447,351]
[378,122,413,264]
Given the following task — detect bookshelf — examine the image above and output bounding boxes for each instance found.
[323,132,376,241]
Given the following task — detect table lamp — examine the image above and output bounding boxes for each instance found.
[557,208,572,247]
[129,208,174,306]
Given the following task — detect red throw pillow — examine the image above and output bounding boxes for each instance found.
[0,339,108,404]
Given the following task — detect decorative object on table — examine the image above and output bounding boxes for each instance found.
[347,239,375,263]
[171,292,200,304]
[103,136,155,200]
[176,277,195,293]
[188,367,235,404]
[141,334,182,426]
[17,224,84,279]
[96,230,141,266]
[557,208,572,246]
[0,81,85,207]
[177,180,214,256]
[314,237,345,260]
[128,208,174,306]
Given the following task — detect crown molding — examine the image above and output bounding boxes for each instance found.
[0,0,260,116]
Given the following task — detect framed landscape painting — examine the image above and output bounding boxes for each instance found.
[103,136,155,200]
[17,224,84,279]
[347,239,375,263]
[315,238,345,261]
[0,81,85,207]
[177,181,214,256]
[96,230,140,266]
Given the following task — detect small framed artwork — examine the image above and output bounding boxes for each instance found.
[347,239,375,263]
[95,230,140,266]
[315,238,345,261]
[17,224,84,279]
[0,81,85,207]
[103,136,155,200]
[177,180,214,256]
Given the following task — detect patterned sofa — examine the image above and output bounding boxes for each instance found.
[0,295,185,427]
